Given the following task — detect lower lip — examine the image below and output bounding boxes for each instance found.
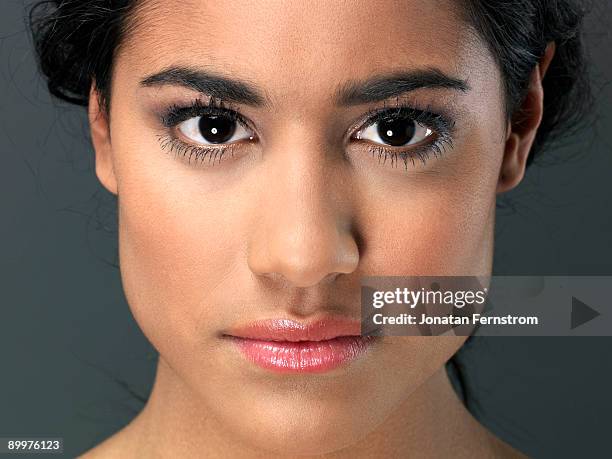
[233,336,373,373]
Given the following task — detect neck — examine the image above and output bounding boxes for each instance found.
[106,358,510,458]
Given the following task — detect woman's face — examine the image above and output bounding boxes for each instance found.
[94,0,513,454]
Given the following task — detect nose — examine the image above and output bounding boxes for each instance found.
[247,146,359,288]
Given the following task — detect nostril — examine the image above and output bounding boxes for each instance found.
[267,255,338,288]
[248,234,359,289]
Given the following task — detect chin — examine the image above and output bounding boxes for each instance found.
[223,402,381,456]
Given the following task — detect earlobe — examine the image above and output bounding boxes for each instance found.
[88,85,118,195]
[497,42,556,194]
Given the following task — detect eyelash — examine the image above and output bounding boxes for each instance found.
[158,98,250,165]
[157,98,455,169]
[356,105,455,169]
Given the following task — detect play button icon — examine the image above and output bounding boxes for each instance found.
[571,296,601,330]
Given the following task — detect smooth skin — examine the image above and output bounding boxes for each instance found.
[82,0,553,457]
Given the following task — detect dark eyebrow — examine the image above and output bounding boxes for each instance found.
[140,66,266,106]
[140,66,467,107]
[336,68,470,105]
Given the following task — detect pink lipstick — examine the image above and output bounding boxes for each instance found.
[226,318,373,373]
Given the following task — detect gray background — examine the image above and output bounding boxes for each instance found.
[1,0,611,457]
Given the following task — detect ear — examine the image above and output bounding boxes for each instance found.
[497,42,556,194]
[88,85,118,195]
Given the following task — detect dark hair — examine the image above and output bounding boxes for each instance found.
[26,0,593,418]
[29,0,136,108]
[29,0,592,164]
[462,0,592,164]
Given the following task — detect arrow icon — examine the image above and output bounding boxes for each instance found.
[571,296,601,330]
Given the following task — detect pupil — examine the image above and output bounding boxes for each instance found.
[198,115,236,143]
[377,118,416,146]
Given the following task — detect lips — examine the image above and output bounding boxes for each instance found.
[225,317,374,373]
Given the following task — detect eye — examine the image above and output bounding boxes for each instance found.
[177,114,253,145]
[356,116,433,147]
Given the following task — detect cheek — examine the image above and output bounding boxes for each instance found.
[107,110,495,453]
[112,143,249,353]
[351,111,504,277]
[356,174,498,276]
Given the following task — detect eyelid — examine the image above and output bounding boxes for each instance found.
[355,120,433,146]
[347,105,456,170]
[158,134,238,166]
[175,115,254,146]
[157,97,258,167]
[157,99,456,170]
[350,105,454,139]
[160,97,257,134]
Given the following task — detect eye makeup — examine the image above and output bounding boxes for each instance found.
[157,97,255,166]
[351,105,455,170]
[155,96,457,169]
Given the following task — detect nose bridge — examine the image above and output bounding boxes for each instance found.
[247,137,358,287]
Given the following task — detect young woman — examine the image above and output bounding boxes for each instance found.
[29,0,590,457]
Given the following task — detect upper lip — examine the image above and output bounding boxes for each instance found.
[225,316,362,342]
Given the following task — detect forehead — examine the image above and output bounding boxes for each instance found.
[118,0,490,99]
